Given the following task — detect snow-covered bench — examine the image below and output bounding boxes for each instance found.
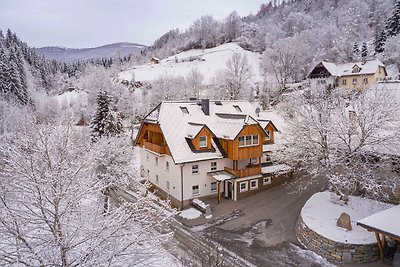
[192,199,212,219]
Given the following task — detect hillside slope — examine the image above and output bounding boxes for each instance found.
[118,43,263,84]
[36,42,146,61]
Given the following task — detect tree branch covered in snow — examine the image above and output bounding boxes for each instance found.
[281,87,400,201]
[0,118,173,266]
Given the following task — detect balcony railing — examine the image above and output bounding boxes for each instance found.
[143,141,165,155]
[224,165,261,178]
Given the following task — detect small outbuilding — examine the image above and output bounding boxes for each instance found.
[357,205,400,261]
[151,57,160,64]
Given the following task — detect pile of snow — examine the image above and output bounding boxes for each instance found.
[192,198,208,210]
[301,191,393,244]
[179,208,202,220]
[118,43,263,84]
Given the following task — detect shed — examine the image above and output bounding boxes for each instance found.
[357,205,400,261]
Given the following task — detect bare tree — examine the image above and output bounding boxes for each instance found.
[282,87,400,201]
[216,53,252,100]
[262,36,307,94]
[0,118,172,266]
[186,68,204,99]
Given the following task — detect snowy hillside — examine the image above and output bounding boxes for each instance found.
[118,43,263,84]
[37,42,146,62]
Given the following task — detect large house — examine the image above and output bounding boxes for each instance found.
[135,100,291,209]
[308,59,387,90]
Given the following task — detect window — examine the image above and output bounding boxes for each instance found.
[252,135,259,145]
[250,158,258,164]
[342,79,347,85]
[233,105,242,112]
[363,77,368,84]
[352,78,357,84]
[265,154,272,163]
[250,179,258,189]
[239,181,248,192]
[211,182,217,192]
[239,135,260,147]
[239,136,245,147]
[245,135,252,146]
[166,181,170,191]
[156,175,159,184]
[265,130,271,141]
[180,106,189,114]
[192,164,199,174]
[192,185,199,195]
[199,136,207,148]
[155,157,158,166]
[211,162,217,171]
[166,161,169,171]
[263,177,271,185]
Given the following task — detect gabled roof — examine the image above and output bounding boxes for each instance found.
[142,100,276,164]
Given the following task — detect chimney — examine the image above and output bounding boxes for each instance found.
[201,99,210,115]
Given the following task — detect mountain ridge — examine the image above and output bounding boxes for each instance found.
[36,42,147,62]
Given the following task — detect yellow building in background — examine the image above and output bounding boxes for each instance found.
[308,59,387,90]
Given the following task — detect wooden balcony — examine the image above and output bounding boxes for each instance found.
[143,141,165,155]
[224,165,261,178]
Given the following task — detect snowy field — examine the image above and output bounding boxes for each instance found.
[301,191,393,244]
[118,43,263,83]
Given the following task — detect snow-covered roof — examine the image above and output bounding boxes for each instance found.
[261,164,292,174]
[143,100,280,164]
[357,205,400,240]
[210,171,235,181]
[315,59,385,78]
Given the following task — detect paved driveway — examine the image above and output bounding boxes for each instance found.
[187,174,387,267]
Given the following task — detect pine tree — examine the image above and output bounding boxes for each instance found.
[90,91,123,142]
[0,46,9,96]
[361,42,368,58]
[353,42,360,59]
[375,29,387,54]
[386,0,400,37]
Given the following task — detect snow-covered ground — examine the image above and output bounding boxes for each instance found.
[301,191,393,244]
[118,43,263,83]
[179,208,202,220]
[53,90,89,107]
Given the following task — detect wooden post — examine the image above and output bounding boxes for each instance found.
[217,181,221,203]
[375,232,384,262]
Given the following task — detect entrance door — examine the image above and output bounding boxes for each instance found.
[227,181,233,199]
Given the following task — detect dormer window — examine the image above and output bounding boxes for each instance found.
[233,105,242,112]
[265,130,271,141]
[352,65,361,73]
[180,107,189,114]
[199,136,207,148]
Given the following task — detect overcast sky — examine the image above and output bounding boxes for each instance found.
[0,0,267,48]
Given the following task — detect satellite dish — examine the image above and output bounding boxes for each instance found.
[255,107,260,116]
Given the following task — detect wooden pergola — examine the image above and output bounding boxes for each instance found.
[209,171,235,203]
[357,205,400,261]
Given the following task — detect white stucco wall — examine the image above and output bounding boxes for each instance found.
[140,147,232,202]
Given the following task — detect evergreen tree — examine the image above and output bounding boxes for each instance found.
[90,91,123,142]
[361,42,368,58]
[353,42,360,58]
[0,46,9,96]
[375,28,387,54]
[386,0,400,37]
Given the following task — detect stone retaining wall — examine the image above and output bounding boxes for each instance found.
[296,216,380,263]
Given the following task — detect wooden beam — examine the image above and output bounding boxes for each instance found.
[375,232,384,262]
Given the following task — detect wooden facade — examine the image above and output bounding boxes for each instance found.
[136,123,171,155]
[192,126,214,151]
